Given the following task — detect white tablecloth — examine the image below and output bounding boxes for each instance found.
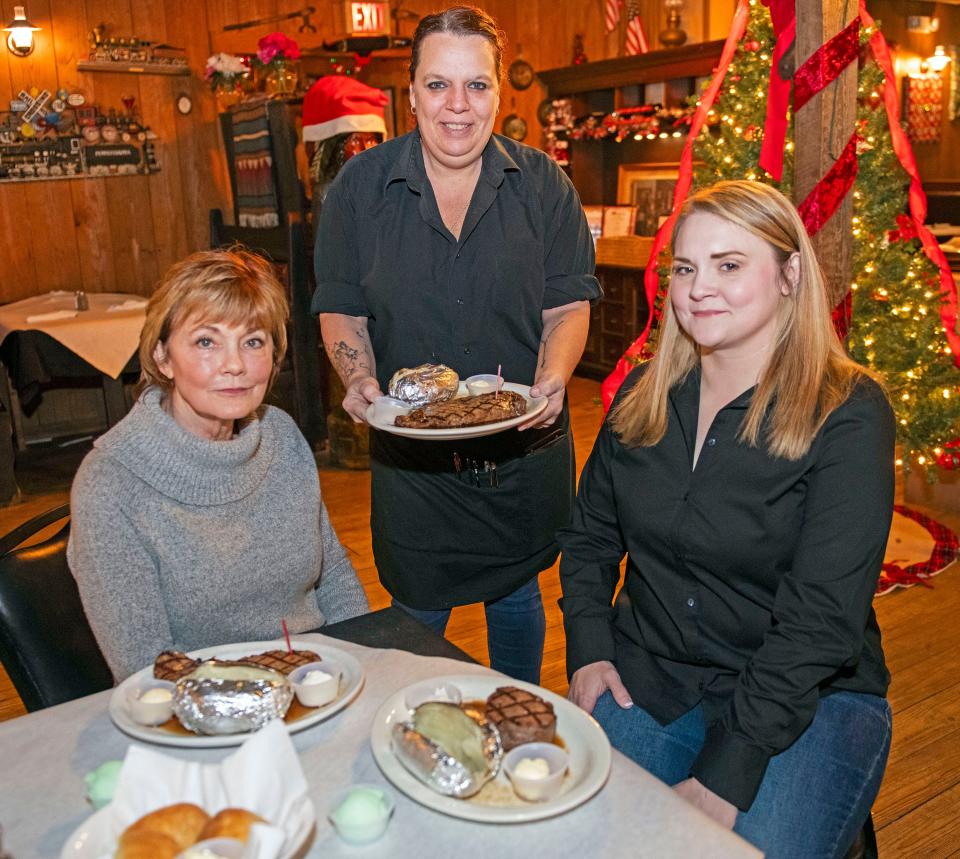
[0,634,761,858]
[0,291,146,379]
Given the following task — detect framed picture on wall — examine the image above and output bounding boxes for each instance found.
[380,87,396,139]
[617,163,679,237]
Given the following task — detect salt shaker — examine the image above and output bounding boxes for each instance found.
[74,290,89,311]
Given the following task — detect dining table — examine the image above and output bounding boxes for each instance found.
[0,607,761,858]
[0,291,146,450]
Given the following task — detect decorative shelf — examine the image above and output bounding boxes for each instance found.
[77,60,190,77]
[537,41,724,96]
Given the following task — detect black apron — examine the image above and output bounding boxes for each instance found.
[370,408,574,609]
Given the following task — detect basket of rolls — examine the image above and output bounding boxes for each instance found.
[115,805,268,858]
[60,722,314,859]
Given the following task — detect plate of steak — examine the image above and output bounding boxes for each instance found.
[367,382,547,439]
[371,674,611,823]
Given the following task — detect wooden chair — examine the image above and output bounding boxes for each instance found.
[0,504,113,711]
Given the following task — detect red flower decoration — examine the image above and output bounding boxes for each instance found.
[257,31,301,65]
[887,213,919,244]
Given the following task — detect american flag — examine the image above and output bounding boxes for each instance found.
[605,0,622,34]
[624,0,649,55]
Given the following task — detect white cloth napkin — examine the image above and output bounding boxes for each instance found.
[107,298,149,312]
[104,720,308,858]
[25,309,78,324]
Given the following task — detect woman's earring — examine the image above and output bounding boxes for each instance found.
[411,106,416,114]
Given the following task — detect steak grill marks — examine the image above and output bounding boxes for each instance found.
[395,391,527,429]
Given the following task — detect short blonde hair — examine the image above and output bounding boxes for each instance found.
[139,249,289,394]
[612,180,875,460]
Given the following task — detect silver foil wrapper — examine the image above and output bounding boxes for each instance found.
[391,702,502,798]
[172,663,293,735]
[388,364,459,407]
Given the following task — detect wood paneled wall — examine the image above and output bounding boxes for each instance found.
[0,0,229,303]
[0,0,733,304]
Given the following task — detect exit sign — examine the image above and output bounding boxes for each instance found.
[345,1,389,35]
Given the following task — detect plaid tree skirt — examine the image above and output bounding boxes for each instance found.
[877,505,959,596]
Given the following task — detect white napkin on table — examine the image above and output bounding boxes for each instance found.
[107,298,149,312]
[102,720,309,858]
[25,309,78,324]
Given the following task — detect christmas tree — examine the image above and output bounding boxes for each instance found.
[686,1,960,471]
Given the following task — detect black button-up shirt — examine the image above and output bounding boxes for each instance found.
[311,129,600,391]
[312,130,601,607]
[559,366,894,810]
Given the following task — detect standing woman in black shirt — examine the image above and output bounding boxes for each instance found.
[560,180,894,858]
[313,6,599,682]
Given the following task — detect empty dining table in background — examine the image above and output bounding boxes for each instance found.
[0,291,147,450]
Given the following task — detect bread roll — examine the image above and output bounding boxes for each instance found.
[199,807,268,842]
[122,802,209,851]
[114,829,180,859]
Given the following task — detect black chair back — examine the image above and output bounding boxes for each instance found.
[0,504,113,711]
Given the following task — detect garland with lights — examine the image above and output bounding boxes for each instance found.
[559,104,695,143]
[606,0,960,473]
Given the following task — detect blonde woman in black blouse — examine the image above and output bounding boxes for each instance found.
[560,180,894,859]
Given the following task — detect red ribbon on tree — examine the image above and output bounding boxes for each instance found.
[792,16,861,111]
[796,131,859,235]
[757,0,795,181]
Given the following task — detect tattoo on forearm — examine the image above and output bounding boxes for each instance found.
[538,318,567,369]
[325,339,370,382]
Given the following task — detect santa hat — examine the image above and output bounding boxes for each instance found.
[302,75,388,142]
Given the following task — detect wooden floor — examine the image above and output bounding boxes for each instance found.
[1,376,958,856]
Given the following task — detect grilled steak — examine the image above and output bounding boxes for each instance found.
[233,649,320,675]
[394,391,526,429]
[153,648,319,681]
[484,686,557,751]
[154,650,202,681]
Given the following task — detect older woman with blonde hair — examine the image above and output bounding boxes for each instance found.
[560,180,894,858]
[69,250,367,681]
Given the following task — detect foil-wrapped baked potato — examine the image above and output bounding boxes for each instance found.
[391,701,502,798]
[172,661,293,735]
[388,364,459,407]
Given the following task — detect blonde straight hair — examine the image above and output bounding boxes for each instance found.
[611,180,875,460]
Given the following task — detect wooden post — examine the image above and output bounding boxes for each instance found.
[793,0,858,307]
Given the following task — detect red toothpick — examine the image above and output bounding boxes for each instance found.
[281,618,293,653]
[496,364,502,399]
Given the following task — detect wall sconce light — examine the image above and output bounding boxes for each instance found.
[926,45,951,74]
[4,6,40,57]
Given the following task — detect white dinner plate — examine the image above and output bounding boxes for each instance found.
[365,382,548,440]
[109,639,364,748]
[371,674,612,823]
[60,794,315,859]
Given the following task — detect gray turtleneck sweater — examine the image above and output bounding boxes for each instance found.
[68,387,368,681]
